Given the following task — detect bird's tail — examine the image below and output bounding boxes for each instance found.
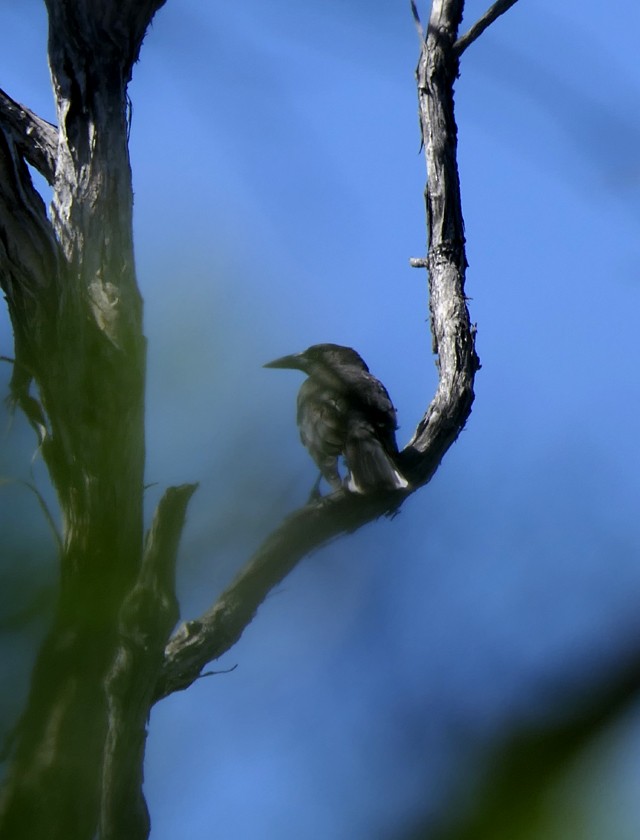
[344,424,409,494]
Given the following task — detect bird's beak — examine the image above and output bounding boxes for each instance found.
[263,352,304,370]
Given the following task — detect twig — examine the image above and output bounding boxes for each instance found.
[199,664,238,679]
[22,480,63,556]
[454,0,520,56]
[411,0,425,42]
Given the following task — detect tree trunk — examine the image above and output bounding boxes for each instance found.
[0,3,195,839]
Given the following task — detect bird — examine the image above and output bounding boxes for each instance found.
[264,343,409,495]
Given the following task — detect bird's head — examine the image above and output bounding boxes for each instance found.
[264,343,369,375]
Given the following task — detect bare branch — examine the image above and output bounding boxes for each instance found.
[411,0,425,42]
[406,0,479,481]
[154,490,402,700]
[100,483,197,837]
[140,483,200,623]
[454,0,520,56]
[0,129,58,287]
[0,127,60,385]
[0,125,60,433]
[154,0,479,702]
[0,89,58,185]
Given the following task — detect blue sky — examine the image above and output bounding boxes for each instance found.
[2,1,640,837]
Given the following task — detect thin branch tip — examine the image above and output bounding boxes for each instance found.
[454,0,520,55]
[410,0,425,42]
[199,664,238,680]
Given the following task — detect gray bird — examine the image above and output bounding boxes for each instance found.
[264,343,409,494]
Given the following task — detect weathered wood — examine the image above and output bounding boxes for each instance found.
[155,0,479,702]
[100,484,197,840]
[0,0,508,834]
[0,89,57,184]
[155,491,397,700]
[0,3,181,839]
[454,0,520,55]
[404,0,480,483]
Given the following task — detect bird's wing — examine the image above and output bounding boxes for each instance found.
[337,368,398,429]
[296,379,345,489]
[297,379,345,456]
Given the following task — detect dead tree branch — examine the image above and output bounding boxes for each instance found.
[454,0,520,55]
[0,2,179,837]
[155,491,398,700]
[0,89,58,185]
[100,483,198,838]
[155,0,485,703]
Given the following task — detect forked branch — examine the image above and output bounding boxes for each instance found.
[454,0,520,55]
[0,89,58,185]
[155,0,495,702]
[155,491,395,699]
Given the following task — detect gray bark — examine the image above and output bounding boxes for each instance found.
[0,0,496,836]
[0,3,195,839]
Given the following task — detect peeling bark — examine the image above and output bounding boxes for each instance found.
[0,3,182,839]
[0,89,57,184]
